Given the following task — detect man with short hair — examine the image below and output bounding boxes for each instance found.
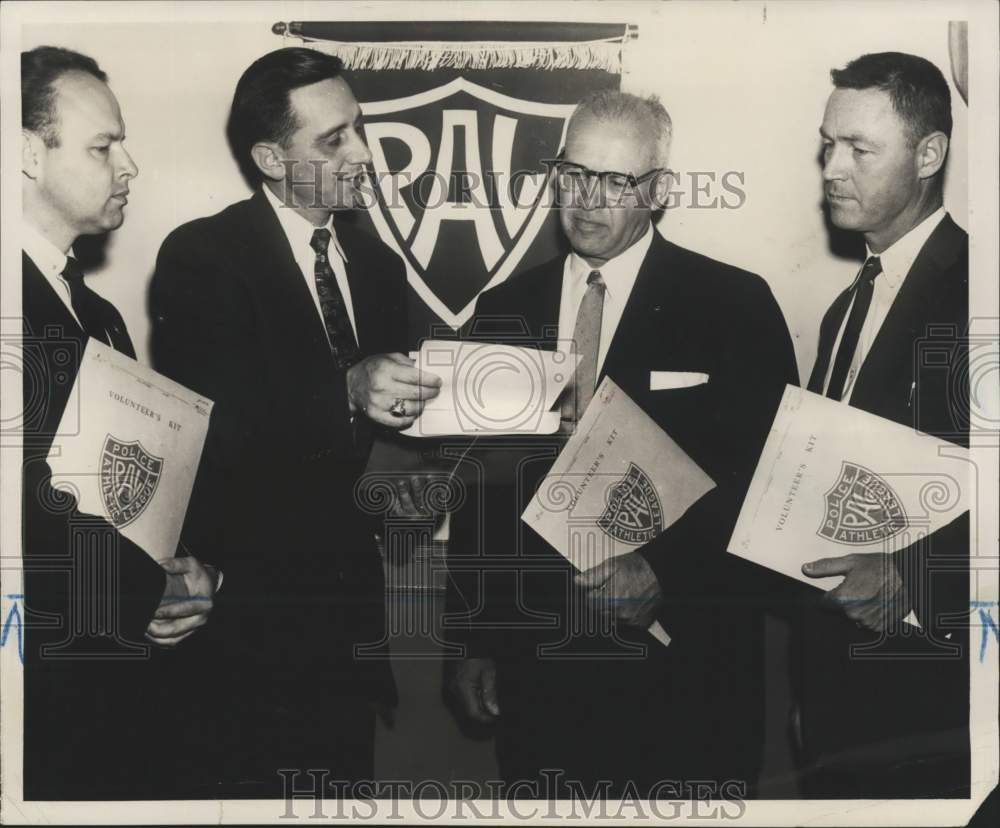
[446,90,798,797]
[20,45,216,799]
[150,47,441,795]
[797,51,970,797]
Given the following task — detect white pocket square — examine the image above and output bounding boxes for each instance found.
[649,371,709,390]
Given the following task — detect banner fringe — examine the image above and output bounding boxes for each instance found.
[302,38,623,73]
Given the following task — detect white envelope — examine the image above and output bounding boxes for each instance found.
[649,370,709,390]
[402,340,576,437]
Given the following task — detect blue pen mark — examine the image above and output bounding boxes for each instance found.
[2,594,25,665]
[978,610,998,663]
[972,601,999,663]
[1,593,995,667]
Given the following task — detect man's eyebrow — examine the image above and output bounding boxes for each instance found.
[818,127,875,145]
[92,130,123,142]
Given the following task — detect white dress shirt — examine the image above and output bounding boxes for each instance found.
[558,223,655,374]
[821,206,947,401]
[262,184,358,340]
[21,222,81,326]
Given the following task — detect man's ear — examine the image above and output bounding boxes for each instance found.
[22,130,43,180]
[916,131,949,181]
[250,141,287,183]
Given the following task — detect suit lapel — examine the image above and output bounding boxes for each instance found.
[494,234,673,369]
[22,253,89,441]
[527,263,564,349]
[23,252,137,361]
[852,215,966,408]
[807,287,854,393]
[22,252,85,340]
[475,259,563,348]
[336,223,380,354]
[599,233,675,385]
[240,191,341,375]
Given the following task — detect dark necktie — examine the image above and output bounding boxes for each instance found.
[310,228,360,370]
[61,257,135,357]
[812,256,882,401]
[560,270,606,428]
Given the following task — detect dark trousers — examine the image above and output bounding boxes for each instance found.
[493,645,761,800]
[204,692,376,799]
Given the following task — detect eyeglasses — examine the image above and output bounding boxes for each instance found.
[550,150,664,202]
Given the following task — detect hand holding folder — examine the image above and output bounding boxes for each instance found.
[522,377,717,647]
[727,385,970,629]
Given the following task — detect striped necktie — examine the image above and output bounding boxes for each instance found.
[560,270,606,428]
[310,228,360,370]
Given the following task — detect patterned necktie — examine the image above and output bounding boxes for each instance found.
[816,256,882,401]
[560,270,606,427]
[61,257,135,357]
[310,228,360,370]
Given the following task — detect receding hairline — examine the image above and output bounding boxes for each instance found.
[50,69,118,110]
[567,92,672,167]
[48,71,124,137]
[565,109,664,167]
[284,75,361,146]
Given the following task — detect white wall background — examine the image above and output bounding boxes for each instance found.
[22,1,968,382]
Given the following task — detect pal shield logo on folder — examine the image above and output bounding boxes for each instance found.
[597,462,665,544]
[100,435,163,528]
[818,461,908,546]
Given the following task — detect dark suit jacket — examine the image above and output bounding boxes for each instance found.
[149,190,405,787]
[798,214,970,796]
[21,253,168,799]
[446,231,798,791]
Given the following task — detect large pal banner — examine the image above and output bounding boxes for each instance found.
[276,21,633,344]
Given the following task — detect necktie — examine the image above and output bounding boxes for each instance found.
[61,257,135,357]
[820,256,882,401]
[560,270,606,427]
[310,228,360,371]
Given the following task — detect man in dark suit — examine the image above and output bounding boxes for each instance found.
[19,46,216,799]
[796,51,970,797]
[445,91,798,797]
[149,48,441,796]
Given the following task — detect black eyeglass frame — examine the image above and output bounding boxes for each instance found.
[547,149,667,192]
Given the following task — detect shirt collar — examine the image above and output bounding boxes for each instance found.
[568,223,654,302]
[262,184,349,262]
[866,206,946,291]
[21,221,70,277]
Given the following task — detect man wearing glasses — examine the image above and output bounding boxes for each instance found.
[445,91,798,797]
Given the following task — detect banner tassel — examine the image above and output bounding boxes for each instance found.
[302,38,624,73]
